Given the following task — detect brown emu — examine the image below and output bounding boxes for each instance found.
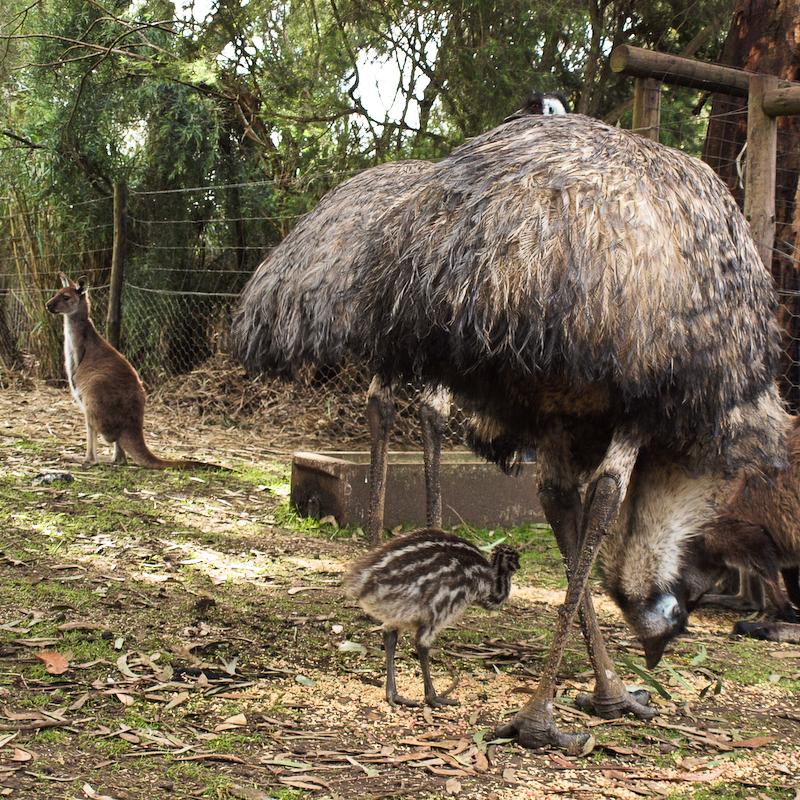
[46,273,222,470]
[344,529,520,706]
[233,93,569,543]
[345,114,784,750]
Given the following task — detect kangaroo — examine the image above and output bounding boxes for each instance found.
[46,273,222,470]
[677,415,800,643]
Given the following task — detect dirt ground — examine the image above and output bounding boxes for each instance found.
[1,379,799,800]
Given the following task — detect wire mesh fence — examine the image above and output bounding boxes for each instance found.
[1,98,799,447]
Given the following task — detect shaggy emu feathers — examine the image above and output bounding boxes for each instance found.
[344,530,519,645]
[235,113,782,472]
[355,115,780,464]
[233,160,433,375]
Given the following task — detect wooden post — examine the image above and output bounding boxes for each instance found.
[632,77,661,141]
[744,75,779,270]
[610,45,751,96]
[106,182,127,349]
[762,82,800,116]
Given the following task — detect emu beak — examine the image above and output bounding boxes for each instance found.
[642,635,670,669]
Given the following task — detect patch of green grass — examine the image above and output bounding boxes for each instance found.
[6,435,46,453]
[0,577,99,620]
[270,792,308,800]
[164,761,235,797]
[13,691,55,709]
[33,727,70,744]
[91,735,133,755]
[225,462,288,488]
[121,708,155,729]
[709,638,800,690]
[450,523,565,588]
[680,784,793,799]
[206,732,264,752]
[272,500,359,540]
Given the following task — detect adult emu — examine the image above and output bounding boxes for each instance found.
[342,113,785,750]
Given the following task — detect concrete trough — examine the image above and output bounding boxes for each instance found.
[290,450,546,530]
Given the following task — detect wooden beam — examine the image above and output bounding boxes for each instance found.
[610,45,750,97]
[631,77,661,141]
[762,82,800,116]
[744,75,778,270]
[106,182,127,350]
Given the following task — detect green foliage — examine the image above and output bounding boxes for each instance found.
[0,0,734,375]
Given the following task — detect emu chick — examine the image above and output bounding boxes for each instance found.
[344,529,520,707]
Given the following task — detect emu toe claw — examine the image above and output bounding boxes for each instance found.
[574,688,657,720]
[494,713,591,755]
[426,694,458,708]
[387,693,420,708]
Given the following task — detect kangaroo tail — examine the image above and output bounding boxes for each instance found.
[118,430,228,471]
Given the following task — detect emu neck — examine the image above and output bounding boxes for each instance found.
[479,561,513,610]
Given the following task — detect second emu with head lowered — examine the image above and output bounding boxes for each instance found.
[345,530,520,707]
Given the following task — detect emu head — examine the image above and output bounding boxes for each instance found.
[599,461,722,668]
[491,544,521,576]
[503,91,569,122]
[46,273,88,316]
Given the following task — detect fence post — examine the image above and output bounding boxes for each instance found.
[744,75,778,269]
[106,182,127,349]
[632,77,661,141]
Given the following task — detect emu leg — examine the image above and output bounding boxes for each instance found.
[113,441,127,465]
[497,429,642,752]
[419,385,450,528]
[540,485,654,721]
[416,627,458,707]
[383,629,418,707]
[366,376,396,545]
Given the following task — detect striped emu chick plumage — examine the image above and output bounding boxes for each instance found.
[345,530,520,707]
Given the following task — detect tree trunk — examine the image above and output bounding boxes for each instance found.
[703,0,800,409]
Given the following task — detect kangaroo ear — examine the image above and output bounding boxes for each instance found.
[59,272,72,288]
[76,276,88,295]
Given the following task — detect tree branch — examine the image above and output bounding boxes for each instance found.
[1,129,46,150]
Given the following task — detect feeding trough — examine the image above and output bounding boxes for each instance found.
[290,450,545,530]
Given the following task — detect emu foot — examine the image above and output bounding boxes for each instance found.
[386,691,420,708]
[574,688,656,720]
[425,693,458,708]
[494,706,591,755]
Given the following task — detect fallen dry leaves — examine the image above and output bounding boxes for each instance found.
[34,651,69,675]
